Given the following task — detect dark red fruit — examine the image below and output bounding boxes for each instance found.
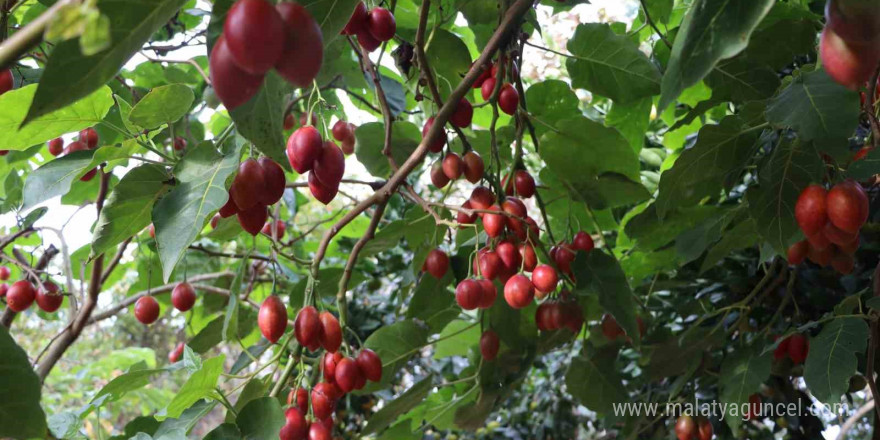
[48,138,64,156]
[827,180,869,234]
[424,249,449,279]
[480,330,500,360]
[795,184,828,235]
[422,117,446,153]
[787,240,809,265]
[342,1,368,35]
[0,69,12,95]
[367,7,396,41]
[323,351,340,382]
[450,99,473,128]
[788,333,809,364]
[308,422,331,440]
[462,151,484,183]
[535,302,553,331]
[209,35,264,110]
[482,205,505,238]
[287,126,323,174]
[774,335,791,360]
[806,230,831,251]
[520,243,537,272]
[469,186,495,211]
[831,249,855,274]
[820,26,880,90]
[511,170,535,198]
[171,282,196,312]
[258,295,288,343]
[224,0,285,74]
[496,240,521,273]
[480,77,497,101]
[319,311,342,353]
[280,408,307,440]
[502,196,527,232]
[35,281,62,313]
[498,83,519,115]
[807,243,834,266]
[295,305,323,349]
[134,296,160,324]
[430,160,450,188]
[476,278,496,308]
[341,138,355,155]
[744,394,761,420]
[601,314,624,341]
[476,249,502,280]
[552,243,575,274]
[311,384,335,420]
[335,357,363,392]
[356,348,382,382]
[275,2,323,87]
[456,200,477,225]
[258,157,286,205]
[284,113,295,130]
[675,415,696,440]
[503,274,534,309]
[173,137,186,151]
[473,62,492,89]
[572,231,594,252]
[0,283,7,298]
[824,221,858,245]
[442,152,463,180]
[840,235,860,254]
[169,342,185,363]
[308,171,339,205]
[148,224,156,239]
[288,387,308,413]
[231,159,266,211]
[314,141,345,187]
[0,266,9,280]
[80,127,99,149]
[261,220,286,239]
[332,120,354,142]
[532,265,558,293]
[455,279,482,310]
[237,204,269,236]
[356,30,381,52]
[219,196,239,218]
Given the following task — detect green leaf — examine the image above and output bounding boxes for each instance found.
[766,68,860,142]
[0,84,113,151]
[228,72,291,169]
[804,318,869,404]
[22,149,96,211]
[540,116,640,183]
[746,138,824,254]
[24,0,189,123]
[433,320,480,359]
[654,115,762,218]
[705,58,781,103]
[223,260,249,342]
[658,0,773,110]
[355,121,421,178]
[405,273,457,334]
[566,348,627,414]
[153,142,240,282]
[525,80,580,136]
[425,29,471,100]
[80,13,112,55]
[572,252,640,346]
[0,326,47,439]
[849,147,880,180]
[90,164,171,258]
[625,204,722,252]
[301,0,361,47]
[89,362,166,414]
[128,84,195,129]
[606,97,652,151]
[699,217,760,272]
[565,23,661,103]
[227,377,270,423]
[205,424,242,440]
[155,400,216,438]
[364,375,434,436]
[163,355,225,419]
[235,397,286,440]
[363,319,430,388]
[719,346,772,435]
[647,327,724,380]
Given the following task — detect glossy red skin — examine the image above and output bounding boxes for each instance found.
[308,171,339,205]
[356,348,382,382]
[48,138,64,156]
[462,151,484,183]
[209,36,264,110]
[64,140,89,155]
[173,137,187,151]
[821,27,880,90]
[237,204,268,236]
[520,243,537,272]
[210,214,221,229]
[514,170,536,198]
[430,160,450,188]
[341,138,355,155]
[332,120,354,142]
[258,157,286,206]
[455,279,482,310]
[422,117,446,153]
[531,265,558,293]
[295,306,324,349]
[601,314,624,340]
[674,415,696,440]
[795,185,828,235]
[311,385,335,420]
[342,1,368,35]
[473,62,492,89]
[231,159,266,211]
[787,240,809,265]
[288,387,308,413]
[839,234,860,254]
[504,274,535,309]
[773,335,791,360]
[831,249,855,274]
[171,282,196,312]
[823,221,858,246]
[134,296,160,324]
[788,333,809,364]
[276,2,323,87]
[334,357,362,392]
[224,0,285,74]
[442,152,463,180]
[258,295,288,343]
[535,302,552,331]
[482,205,506,238]
[0,266,9,280]
[563,304,584,333]
[496,241,521,273]
[356,29,381,52]
[481,77,497,101]
[280,408,308,440]
[367,7,396,41]
[552,244,576,274]
[456,200,477,225]
[807,243,834,266]
[79,168,98,182]
[498,83,519,115]
[168,342,185,363]
[80,128,99,149]
[476,249,502,280]
[450,99,473,128]
[323,352,339,383]
[476,278,496,308]
[219,196,239,218]
[480,330,500,360]
[35,281,62,313]
[502,197,527,232]
[469,186,496,211]
[425,249,449,279]
[825,0,880,44]
[287,126,323,173]
[261,220,286,239]
[0,283,7,298]
[572,231,594,252]
[806,230,831,251]
[319,311,342,353]
[546,302,565,330]
[827,181,869,234]
[284,114,296,130]
[308,423,331,440]
[314,141,345,187]
[0,69,12,95]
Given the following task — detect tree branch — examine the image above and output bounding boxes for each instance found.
[0,0,77,70]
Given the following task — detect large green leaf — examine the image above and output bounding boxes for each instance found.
[235,397,285,440]
[90,164,171,258]
[163,355,225,419]
[362,319,430,389]
[804,318,868,404]
[153,142,240,281]
[658,0,774,110]
[301,0,361,47]
[572,252,640,346]
[425,29,471,100]
[228,73,291,169]
[606,97,652,151]
[540,116,640,182]
[434,320,480,359]
[719,346,772,435]
[766,69,860,142]
[0,326,47,439]
[705,58,780,103]
[22,149,96,211]
[566,348,627,414]
[23,0,189,123]
[654,115,762,218]
[566,23,661,103]
[746,138,824,254]
[525,80,580,136]
[0,84,112,151]
[205,424,242,440]
[364,375,434,436]
[405,272,457,334]
[128,84,195,129]
[355,121,421,178]
[699,217,760,272]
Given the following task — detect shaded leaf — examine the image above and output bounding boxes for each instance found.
[566,348,627,414]
[572,252,639,346]
[719,346,772,434]
[364,375,434,435]
[163,355,225,418]
[804,318,868,404]
[766,68,860,142]
[0,326,47,439]
[128,84,195,129]
[355,121,421,178]
[236,397,285,440]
